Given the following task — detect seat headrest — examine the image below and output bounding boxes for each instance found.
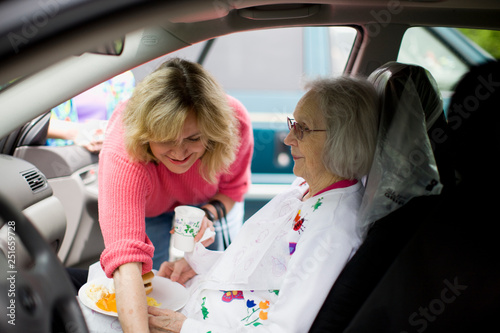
[369,62,443,130]
[357,62,444,236]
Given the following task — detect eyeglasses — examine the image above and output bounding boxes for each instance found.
[287,117,326,140]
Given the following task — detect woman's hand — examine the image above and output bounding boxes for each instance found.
[170,215,215,247]
[148,306,186,333]
[157,258,196,285]
[75,125,105,153]
[195,216,215,247]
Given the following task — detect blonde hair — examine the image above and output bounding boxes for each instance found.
[306,76,379,179]
[123,58,238,183]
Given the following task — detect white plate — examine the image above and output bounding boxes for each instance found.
[78,275,188,317]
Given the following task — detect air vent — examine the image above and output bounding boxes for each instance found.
[21,169,47,192]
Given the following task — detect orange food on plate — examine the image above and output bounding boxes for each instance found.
[96,293,117,313]
[94,292,162,313]
[88,280,162,313]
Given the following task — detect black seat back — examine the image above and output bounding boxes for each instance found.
[341,61,500,332]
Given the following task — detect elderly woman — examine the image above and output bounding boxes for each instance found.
[145,76,379,333]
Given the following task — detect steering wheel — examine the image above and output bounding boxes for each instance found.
[0,192,89,333]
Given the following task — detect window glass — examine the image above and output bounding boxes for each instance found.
[131,26,357,177]
[328,26,357,76]
[458,28,500,59]
[132,43,206,81]
[204,28,304,91]
[133,26,357,116]
[398,27,469,93]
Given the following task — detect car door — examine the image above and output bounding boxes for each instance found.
[12,126,103,268]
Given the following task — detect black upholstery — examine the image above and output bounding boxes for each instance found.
[342,61,500,332]
[309,63,454,333]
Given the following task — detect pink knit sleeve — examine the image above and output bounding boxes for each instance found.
[217,95,254,202]
[98,105,155,278]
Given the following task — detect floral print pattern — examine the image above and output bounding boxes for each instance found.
[221,290,244,302]
[292,210,305,233]
[201,297,209,320]
[312,197,323,211]
[241,300,270,327]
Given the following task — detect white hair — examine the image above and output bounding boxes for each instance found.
[306,76,379,179]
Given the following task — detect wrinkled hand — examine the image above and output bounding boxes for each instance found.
[157,258,196,285]
[148,306,186,333]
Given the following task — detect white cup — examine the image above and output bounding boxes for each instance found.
[173,206,205,252]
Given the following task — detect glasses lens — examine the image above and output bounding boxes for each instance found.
[295,122,303,140]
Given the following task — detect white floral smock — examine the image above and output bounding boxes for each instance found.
[181,177,364,333]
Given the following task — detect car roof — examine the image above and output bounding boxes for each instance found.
[0,0,499,137]
[1,0,499,79]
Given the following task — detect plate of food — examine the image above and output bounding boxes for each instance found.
[78,271,189,317]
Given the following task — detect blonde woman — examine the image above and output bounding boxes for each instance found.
[97,58,253,332]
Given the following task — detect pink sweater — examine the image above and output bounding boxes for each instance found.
[98,96,254,277]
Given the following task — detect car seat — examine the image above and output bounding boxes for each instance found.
[339,61,500,332]
[309,62,455,332]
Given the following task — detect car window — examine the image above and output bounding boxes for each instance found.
[134,26,357,119]
[132,26,357,177]
[204,27,357,175]
[397,27,496,112]
[398,27,469,94]
[327,26,358,76]
[204,28,304,91]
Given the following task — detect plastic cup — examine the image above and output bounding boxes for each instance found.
[173,206,205,252]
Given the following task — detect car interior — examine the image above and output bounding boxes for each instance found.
[0,1,499,332]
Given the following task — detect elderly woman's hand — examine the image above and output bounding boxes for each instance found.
[157,258,196,285]
[148,306,186,333]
